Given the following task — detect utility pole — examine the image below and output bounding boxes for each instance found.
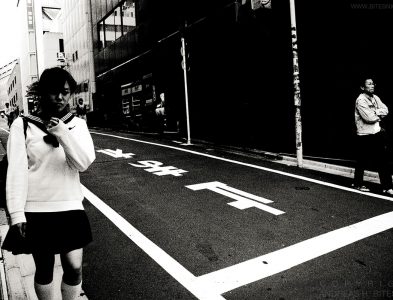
[289,0,303,167]
[180,22,192,145]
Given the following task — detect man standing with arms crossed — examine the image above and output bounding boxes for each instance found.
[353,77,393,195]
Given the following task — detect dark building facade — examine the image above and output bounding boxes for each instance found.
[90,0,393,164]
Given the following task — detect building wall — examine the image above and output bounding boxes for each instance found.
[7,62,23,114]
[35,0,45,77]
[61,0,95,112]
[294,0,393,160]
[0,76,10,111]
[17,0,36,114]
[0,60,17,110]
[90,0,293,153]
[42,32,63,68]
[17,0,62,114]
[90,0,393,161]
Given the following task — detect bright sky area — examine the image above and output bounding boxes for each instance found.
[0,1,20,68]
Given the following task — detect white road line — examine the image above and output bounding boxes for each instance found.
[193,211,393,294]
[217,185,273,204]
[88,131,393,297]
[90,131,393,201]
[82,185,225,300]
[83,183,393,297]
[210,187,285,215]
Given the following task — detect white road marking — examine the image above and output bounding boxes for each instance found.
[96,148,135,158]
[83,183,393,297]
[130,160,188,176]
[82,185,225,300]
[88,131,393,297]
[186,181,285,215]
[90,131,393,202]
[187,181,274,204]
[193,211,393,294]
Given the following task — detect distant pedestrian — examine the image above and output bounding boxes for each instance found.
[76,98,88,121]
[31,101,39,115]
[4,103,14,128]
[2,67,96,299]
[352,77,393,195]
[155,92,166,133]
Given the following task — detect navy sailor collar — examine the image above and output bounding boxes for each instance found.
[23,113,75,147]
[24,112,74,124]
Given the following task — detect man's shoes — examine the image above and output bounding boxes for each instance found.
[382,189,393,196]
[351,184,370,192]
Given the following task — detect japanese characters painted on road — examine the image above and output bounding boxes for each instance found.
[186,181,285,215]
[96,148,188,177]
[97,149,135,158]
[130,161,188,177]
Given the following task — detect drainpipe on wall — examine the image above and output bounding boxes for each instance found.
[289,0,303,168]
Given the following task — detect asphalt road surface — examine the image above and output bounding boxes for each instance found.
[78,129,393,300]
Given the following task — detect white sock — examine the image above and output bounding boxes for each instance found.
[34,281,54,300]
[61,281,82,300]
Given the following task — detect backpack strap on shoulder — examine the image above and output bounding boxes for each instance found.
[21,116,28,139]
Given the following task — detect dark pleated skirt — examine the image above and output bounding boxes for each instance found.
[1,210,92,255]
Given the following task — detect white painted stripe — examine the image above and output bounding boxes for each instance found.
[194,211,393,294]
[186,181,273,204]
[211,187,285,215]
[90,131,393,202]
[81,185,225,300]
[216,185,273,204]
